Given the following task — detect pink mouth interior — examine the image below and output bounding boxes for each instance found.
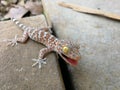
[62,54,78,66]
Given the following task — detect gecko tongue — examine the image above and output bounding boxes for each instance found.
[66,57,78,66]
[62,54,78,66]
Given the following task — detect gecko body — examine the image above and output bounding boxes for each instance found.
[7,18,81,68]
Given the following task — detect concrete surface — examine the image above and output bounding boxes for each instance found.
[42,0,120,90]
[0,15,65,90]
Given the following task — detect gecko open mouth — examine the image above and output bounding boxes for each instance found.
[61,54,78,66]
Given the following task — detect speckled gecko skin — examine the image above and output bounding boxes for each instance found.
[6,18,81,68]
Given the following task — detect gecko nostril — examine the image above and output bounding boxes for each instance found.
[72,54,75,57]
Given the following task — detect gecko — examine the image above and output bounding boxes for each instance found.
[5,18,81,68]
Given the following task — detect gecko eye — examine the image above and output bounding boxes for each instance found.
[62,46,69,54]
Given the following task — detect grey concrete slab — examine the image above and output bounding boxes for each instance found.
[0,15,65,90]
[42,0,120,90]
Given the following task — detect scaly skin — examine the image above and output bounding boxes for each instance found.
[6,18,81,68]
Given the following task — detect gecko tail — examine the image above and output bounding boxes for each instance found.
[11,18,28,31]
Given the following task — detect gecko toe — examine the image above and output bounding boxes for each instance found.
[32,58,47,69]
[4,35,18,46]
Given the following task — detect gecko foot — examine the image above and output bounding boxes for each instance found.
[3,35,18,46]
[32,58,47,69]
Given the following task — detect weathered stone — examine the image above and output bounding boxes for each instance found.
[0,15,65,90]
[42,0,120,90]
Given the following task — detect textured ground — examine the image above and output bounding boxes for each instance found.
[42,0,120,90]
[0,15,65,90]
[0,0,120,90]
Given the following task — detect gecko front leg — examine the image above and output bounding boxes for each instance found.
[5,31,29,46]
[32,47,53,69]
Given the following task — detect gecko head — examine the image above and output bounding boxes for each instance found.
[58,40,81,66]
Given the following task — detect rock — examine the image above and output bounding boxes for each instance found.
[1,1,8,6]
[0,15,65,90]
[42,0,120,90]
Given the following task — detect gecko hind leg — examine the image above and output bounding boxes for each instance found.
[3,34,18,46]
[3,31,29,46]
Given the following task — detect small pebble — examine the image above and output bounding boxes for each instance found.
[1,0,8,6]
